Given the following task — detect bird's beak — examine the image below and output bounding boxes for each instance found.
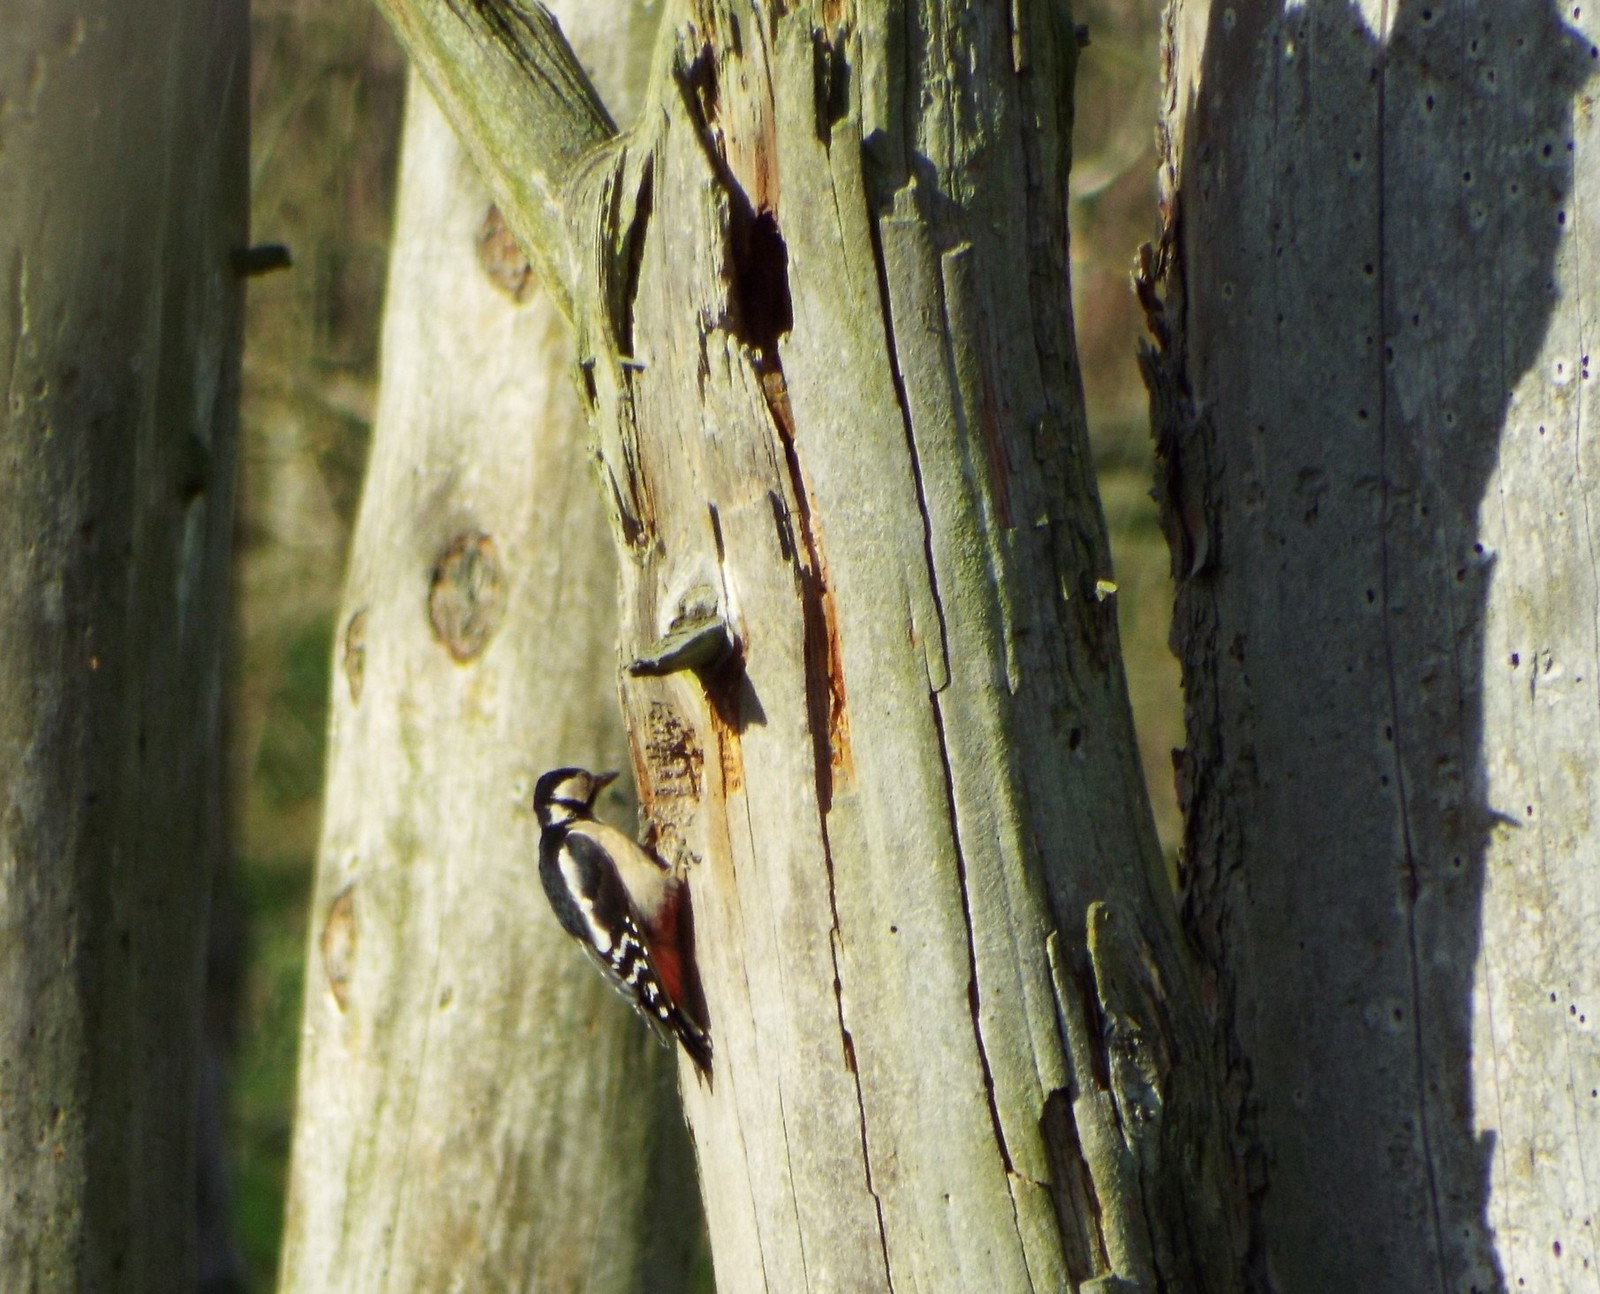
[594,770,620,795]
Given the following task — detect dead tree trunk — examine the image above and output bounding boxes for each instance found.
[277,6,707,1288]
[0,0,248,1287]
[1146,1,1600,1288]
[363,2,1252,1289]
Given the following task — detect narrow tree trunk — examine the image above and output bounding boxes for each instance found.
[0,1,248,1287]
[278,10,707,1285]
[1147,1,1600,1288]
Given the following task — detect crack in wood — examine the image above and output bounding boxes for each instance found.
[820,839,893,1290]
[1141,160,1267,1287]
[1370,51,1450,1263]
[771,1079,815,1290]
[672,34,793,362]
[929,699,1024,1202]
[717,309,888,1285]
[1040,1086,1107,1283]
[610,370,656,551]
[758,369,852,808]
[811,27,850,146]
[612,153,654,355]
[866,189,1036,1269]
[746,366,887,1284]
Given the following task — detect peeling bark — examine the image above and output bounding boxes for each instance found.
[1150,1,1600,1289]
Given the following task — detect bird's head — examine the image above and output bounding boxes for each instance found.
[533,767,618,828]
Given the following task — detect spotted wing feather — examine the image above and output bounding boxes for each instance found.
[539,826,712,1073]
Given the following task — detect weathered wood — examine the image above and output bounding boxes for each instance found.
[0,0,248,1286]
[373,1,1250,1289]
[1149,0,1600,1288]
[276,28,709,1287]
[366,0,616,323]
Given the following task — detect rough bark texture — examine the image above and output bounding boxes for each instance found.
[1147,1,1600,1289]
[371,1,1251,1290]
[0,0,248,1287]
[277,37,709,1294]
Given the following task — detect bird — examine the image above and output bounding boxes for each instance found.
[533,766,712,1075]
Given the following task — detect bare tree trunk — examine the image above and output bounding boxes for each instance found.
[278,6,708,1286]
[0,0,248,1288]
[362,3,1251,1291]
[1147,1,1600,1288]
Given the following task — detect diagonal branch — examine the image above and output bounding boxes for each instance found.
[372,0,618,320]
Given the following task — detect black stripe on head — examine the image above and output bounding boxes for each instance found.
[533,766,617,826]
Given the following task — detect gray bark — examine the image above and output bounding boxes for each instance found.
[277,10,708,1286]
[0,0,248,1288]
[1147,0,1600,1289]
[365,1,1252,1290]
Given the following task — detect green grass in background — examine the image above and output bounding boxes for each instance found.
[1100,470,1185,865]
[230,618,335,1288]
[254,620,336,813]
[229,6,402,1283]
[231,854,313,1288]
[1070,0,1183,862]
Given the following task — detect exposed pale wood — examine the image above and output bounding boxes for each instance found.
[1151,1,1600,1288]
[360,0,1250,1289]
[0,0,247,1285]
[277,31,708,1288]
[582,4,1241,1290]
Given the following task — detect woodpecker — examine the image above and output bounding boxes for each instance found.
[533,767,712,1075]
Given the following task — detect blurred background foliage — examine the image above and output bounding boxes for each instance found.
[228,0,1175,1286]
